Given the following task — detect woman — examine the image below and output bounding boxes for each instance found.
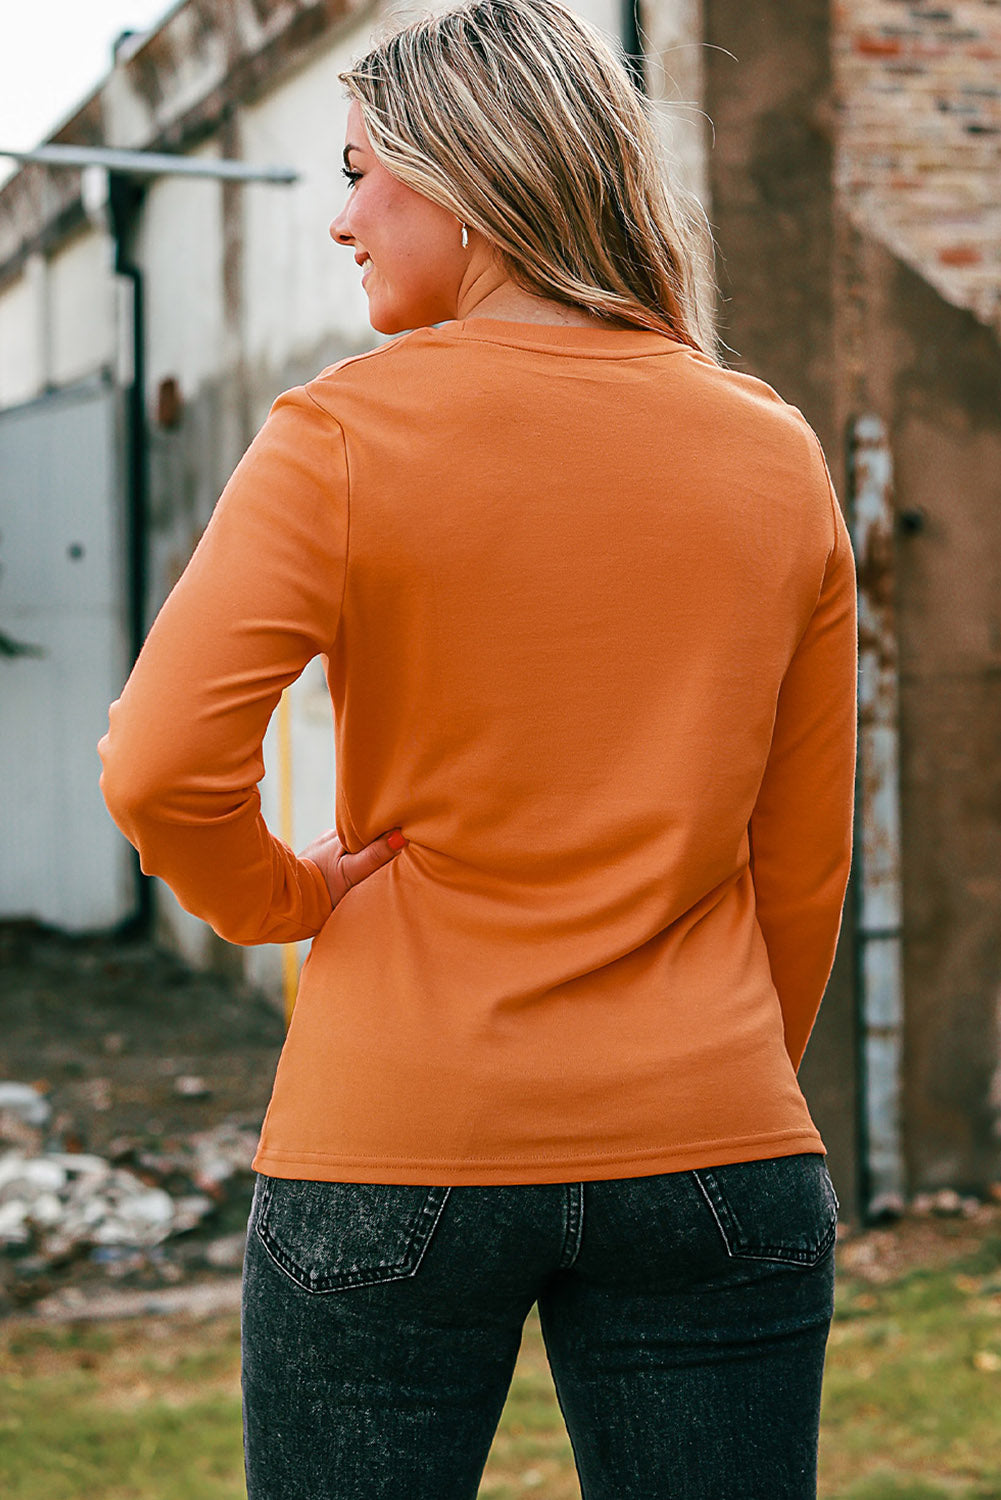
[98,0,857,1494]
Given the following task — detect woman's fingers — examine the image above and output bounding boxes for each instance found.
[335,830,407,899]
[298,828,407,908]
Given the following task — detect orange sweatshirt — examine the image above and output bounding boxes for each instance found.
[99,317,857,1186]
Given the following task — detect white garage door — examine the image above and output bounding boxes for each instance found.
[0,375,134,930]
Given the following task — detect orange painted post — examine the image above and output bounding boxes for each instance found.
[278,687,299,1026]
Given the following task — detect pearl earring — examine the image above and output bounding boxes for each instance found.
[460,221,469,249]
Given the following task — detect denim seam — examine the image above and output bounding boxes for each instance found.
[691,1169,735,1254]
[558,1183,584,1269]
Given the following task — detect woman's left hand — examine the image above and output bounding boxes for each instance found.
[298,827,407,910]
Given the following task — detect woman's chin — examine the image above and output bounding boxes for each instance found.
[367,292,445,337]
[367,295,410,337]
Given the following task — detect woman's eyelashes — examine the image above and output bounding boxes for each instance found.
[341,166,362,187]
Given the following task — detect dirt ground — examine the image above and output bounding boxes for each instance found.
[0,920,285,1151]
[0,919,286,1315]
[2,918,1000,1320]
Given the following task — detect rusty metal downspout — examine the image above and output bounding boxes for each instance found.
[849,414,906,1218]
[107,168,152,934]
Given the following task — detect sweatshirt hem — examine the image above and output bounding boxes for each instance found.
[250,1127,826,1185]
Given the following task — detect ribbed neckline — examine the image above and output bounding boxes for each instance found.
[429,317,690,356]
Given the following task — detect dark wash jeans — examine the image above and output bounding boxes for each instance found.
[241,1152,838,1499]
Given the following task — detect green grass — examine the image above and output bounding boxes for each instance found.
[819,1235,1001,1499]
[0,1317,246,1499]
[2,1237,1001,1498]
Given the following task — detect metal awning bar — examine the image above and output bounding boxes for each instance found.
[0,143,298,183]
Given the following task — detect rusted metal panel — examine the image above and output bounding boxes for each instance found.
[851,412,906,1216]
[0,378,133,928]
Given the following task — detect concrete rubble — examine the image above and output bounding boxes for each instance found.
[0,1150,208,1256]
[0,1081,258,1304]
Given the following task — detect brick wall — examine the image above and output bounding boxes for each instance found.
[834,0,1001,331]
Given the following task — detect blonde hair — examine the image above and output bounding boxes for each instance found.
[338,0,720,359]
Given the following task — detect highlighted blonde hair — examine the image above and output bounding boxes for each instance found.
[338,0,720,359]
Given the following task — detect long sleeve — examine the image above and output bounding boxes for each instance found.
[748,445,858,1070]
[98,385,348,945]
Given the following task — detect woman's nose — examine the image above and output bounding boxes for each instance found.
[329,211,352,245]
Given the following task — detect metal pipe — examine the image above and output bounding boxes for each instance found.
[0,143,298,183]
[108,171,152,933]
[849,413,906,1219]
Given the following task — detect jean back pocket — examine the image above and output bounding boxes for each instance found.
[254,1175,452,1294]
[691,1153,839,1268]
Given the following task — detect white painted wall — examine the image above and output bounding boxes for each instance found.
[138,141,227,397]
[0,262,45,409]
[643,0,709,207]
[240,40,381,376]
[579,0,624,47]
[0,228,120,411]
[48,228,118,388]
